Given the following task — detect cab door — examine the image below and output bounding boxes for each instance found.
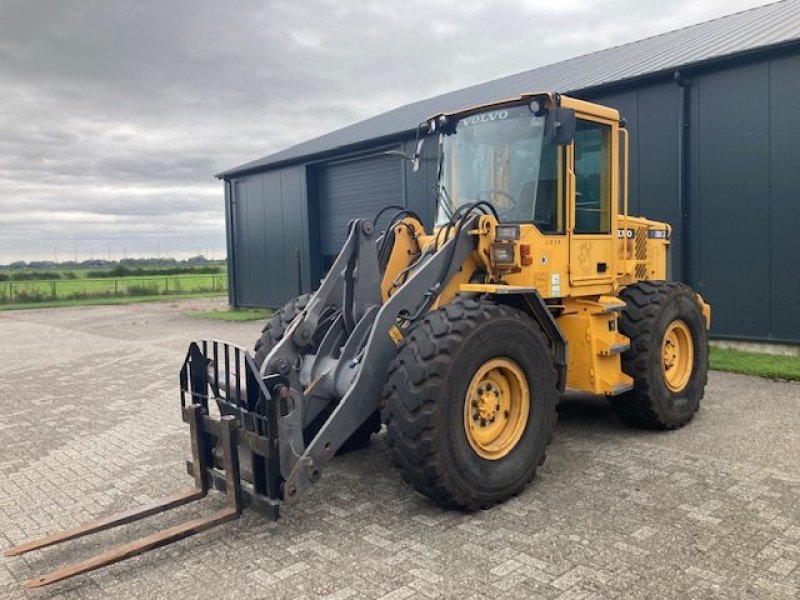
[568,118,617,287]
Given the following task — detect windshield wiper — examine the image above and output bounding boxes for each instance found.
[436,183,456,221]
[434,137,457,221]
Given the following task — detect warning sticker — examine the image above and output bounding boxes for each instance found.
[550,273,562,297]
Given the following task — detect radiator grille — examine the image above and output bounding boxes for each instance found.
[635,227,648,260]
[634,226,648,279]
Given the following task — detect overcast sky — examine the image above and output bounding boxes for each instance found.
[0,0,772,263]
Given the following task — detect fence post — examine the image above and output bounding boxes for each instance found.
[52,280,57,299]
[8,282,12,303]
[114,279,118,296]
[165,277,169,294]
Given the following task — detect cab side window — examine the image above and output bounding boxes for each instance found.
[573,120,612,234]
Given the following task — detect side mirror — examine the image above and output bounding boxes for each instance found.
[412,137,424,172]
[546,108,576,146]
[384,129,426,172]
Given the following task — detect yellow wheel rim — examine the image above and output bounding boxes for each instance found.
[662,320,694,392]
[463,358,530,460]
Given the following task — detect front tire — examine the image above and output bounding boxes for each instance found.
[612,281,709,429]
[382,297,559,510]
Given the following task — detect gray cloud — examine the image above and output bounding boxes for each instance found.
[0,0,770,261]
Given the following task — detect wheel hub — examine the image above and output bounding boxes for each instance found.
[661,320,694,392]
[472,383,500,423]
[464,358,530,460]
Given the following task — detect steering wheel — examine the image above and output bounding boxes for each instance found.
[475,189,519,214]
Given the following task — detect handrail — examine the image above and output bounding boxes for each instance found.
[619,127,630,261]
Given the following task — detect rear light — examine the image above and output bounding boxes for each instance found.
[520,244,532,266]
[491,244,515,265]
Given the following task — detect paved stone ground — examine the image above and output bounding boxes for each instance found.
[0,298,798,599]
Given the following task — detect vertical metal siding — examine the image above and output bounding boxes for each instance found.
[768,52,800,341]
[279,167,309,296]
[634,84,681,232]
[229,165,309,308]
[690,61,771,339]
[230,177,267,306]
[262,171,285,307]
[223,180,236,306]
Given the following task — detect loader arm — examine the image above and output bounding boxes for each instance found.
[280,217,479,499]
[251,215,478,495]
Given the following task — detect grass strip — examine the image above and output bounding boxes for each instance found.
[186,308,273,322]
[710,346,800,381]
[0,291,226,311]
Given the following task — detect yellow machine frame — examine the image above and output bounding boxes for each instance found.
[380,93,710,396]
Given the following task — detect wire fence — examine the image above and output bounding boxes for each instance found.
[0,274,228,305]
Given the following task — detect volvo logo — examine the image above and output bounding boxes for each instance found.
[460,110,509,126]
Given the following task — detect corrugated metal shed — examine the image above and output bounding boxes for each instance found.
[219,0,800,177]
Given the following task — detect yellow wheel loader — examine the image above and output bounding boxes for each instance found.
[5,92,710,587]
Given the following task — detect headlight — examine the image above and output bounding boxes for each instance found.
[491,244,516,265]
[495,224,520,241]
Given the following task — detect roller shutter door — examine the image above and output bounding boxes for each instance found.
[318,154,402,267]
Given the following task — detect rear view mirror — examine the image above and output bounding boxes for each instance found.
[412,137,424,172]
[546,108,576,146]
[385,125,426,172]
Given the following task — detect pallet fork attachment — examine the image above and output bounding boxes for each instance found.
[2,341,274,588]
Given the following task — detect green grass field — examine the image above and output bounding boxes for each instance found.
[186,308,273,322]
[0,273,227,308]
[0,291,227,311]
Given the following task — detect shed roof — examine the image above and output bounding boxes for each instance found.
[219,0,800,178]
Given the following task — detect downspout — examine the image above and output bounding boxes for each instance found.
[674,71,691,284]
[224,178,237,307]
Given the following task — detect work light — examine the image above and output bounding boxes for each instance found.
[491,244,516,265]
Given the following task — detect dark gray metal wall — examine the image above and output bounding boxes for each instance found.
[687,52,800,342]
[768,52,800,343]
[226,50,800,342]
[228,165,310,307]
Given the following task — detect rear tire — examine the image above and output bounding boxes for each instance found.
[612,281,709,429]
[382,296,558,510]
[253,294,380,451]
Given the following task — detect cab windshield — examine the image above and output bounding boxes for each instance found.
[437,104,563,231]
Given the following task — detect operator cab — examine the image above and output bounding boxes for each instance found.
[435,101,566,233]
[428,92,625,289]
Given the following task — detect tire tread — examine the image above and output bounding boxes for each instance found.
[382,296,558,510]
[612,281,709,429]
